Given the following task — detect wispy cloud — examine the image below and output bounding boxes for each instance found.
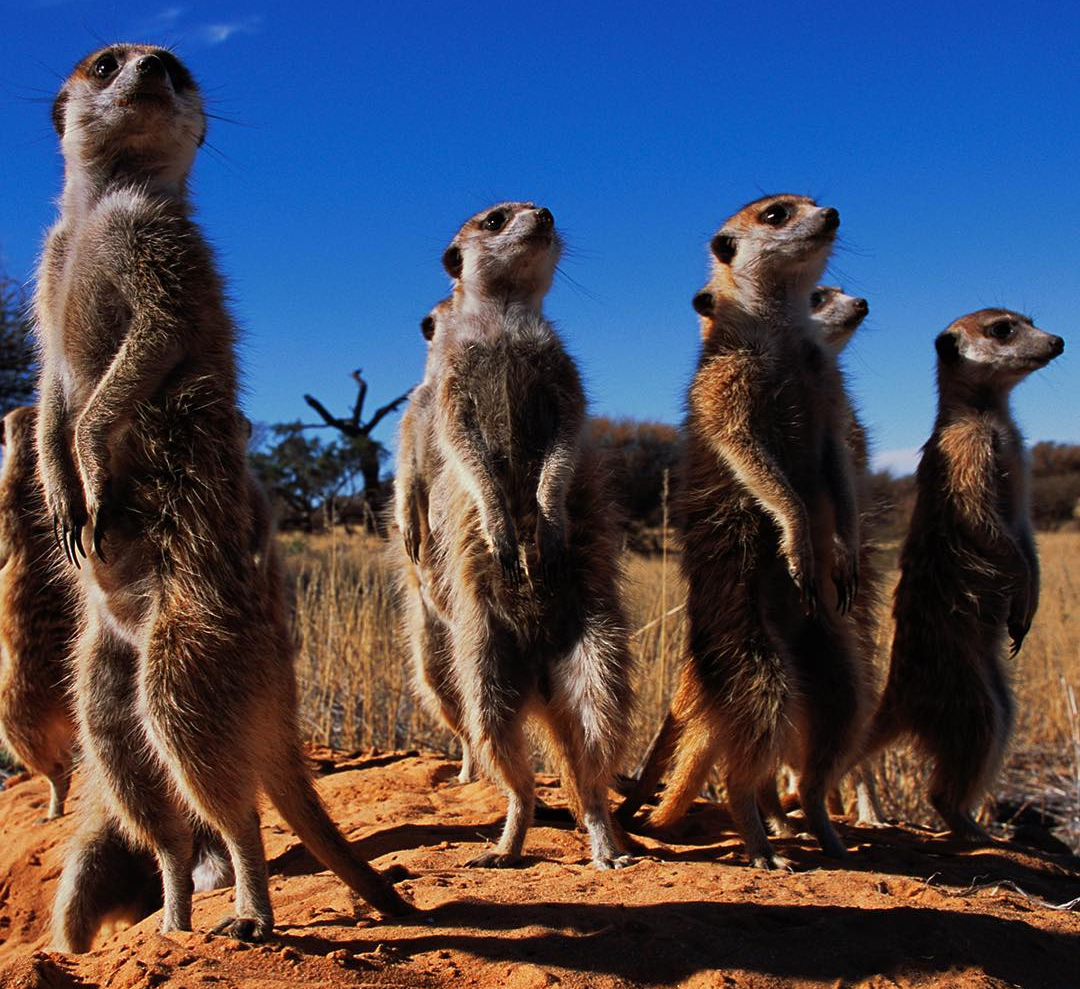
[198,15,263,45]
[131,7,263,47]
[872,447,921,477]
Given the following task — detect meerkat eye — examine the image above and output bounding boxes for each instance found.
[759,203,790,226]
[987,320,1014,340]
[810,291,825,309]
[93,53,119,79]
[481,211,507,232]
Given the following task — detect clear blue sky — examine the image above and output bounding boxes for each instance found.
[2,1,1077,475]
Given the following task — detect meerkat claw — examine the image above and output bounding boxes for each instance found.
[92,516,108,563]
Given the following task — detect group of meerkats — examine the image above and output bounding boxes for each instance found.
[0,44,1065,952]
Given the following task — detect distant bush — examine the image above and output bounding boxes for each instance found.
[587,416,681,532]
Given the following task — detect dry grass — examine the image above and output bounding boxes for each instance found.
[282,528,1080,846]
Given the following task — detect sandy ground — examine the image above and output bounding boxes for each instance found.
[1,749,1077,989]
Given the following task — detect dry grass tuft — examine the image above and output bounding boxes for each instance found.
[282,529,1080,847]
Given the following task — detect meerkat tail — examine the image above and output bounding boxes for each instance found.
[262,748,415,916]
[52,803,163,953]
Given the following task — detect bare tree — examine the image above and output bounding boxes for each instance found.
[0,270,37,414]
[302,368,410,518]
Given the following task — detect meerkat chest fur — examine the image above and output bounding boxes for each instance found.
[442,308,584,517]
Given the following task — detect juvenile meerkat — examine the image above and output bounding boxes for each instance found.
[393,299,477,782]
[756,285,887,831]
[860,309,1063,840]
[0,405,78,821]
[37,44,410,950]
[621,195,866,868]
[426,201,635,869]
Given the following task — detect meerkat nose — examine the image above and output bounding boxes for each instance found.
[135,54,166,80]
[821,207,840,231]
[855,298,869,315]
[535,207,554,228]
[1050,336,1065,357]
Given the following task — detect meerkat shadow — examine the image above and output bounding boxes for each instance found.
[267,821,510,877]
[277,897,1080,989]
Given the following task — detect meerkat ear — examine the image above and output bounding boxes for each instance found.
[51,88,69,137]
[420,315,435,341]
[442,245,463,280]
[710,234,737,265]
[692,291,714,317]
[935,331,961,364]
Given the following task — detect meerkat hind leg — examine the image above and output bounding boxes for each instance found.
[208,810,273,941]
[757,779,798,838]
[42,761,73,822]
[543,706,633,869]
[458,739,477,784]
[852,766,888,827]
[466,717,535,868]
[75,616,196,935]
[729,770,792,871]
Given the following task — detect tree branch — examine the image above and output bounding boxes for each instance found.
[302,393,361,438]
[364,392,411,435]
[350,369,367,429]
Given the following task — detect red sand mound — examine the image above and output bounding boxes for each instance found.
[1,750,1077,989]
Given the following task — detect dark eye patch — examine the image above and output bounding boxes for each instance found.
[759,203,790,226]
[92,52,119,80]
[481,210,507,232]
[986,320,1014,341]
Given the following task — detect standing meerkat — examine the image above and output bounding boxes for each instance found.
[36,44,411,951]
[757,285,887,830]
[0,405,78,821]
[426,201,635,869]
[860,309,1063,840]
[621,195,866,868]
[393,299,477,782]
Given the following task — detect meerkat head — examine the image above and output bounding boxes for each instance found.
[52,44,205,194]
[935,309,1064,394]
[442,202,562,313]
[810,285,869,352]
[708,195,840,308]
[420,298,453,343]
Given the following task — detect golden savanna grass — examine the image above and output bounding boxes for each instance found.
[286,529,1079,845]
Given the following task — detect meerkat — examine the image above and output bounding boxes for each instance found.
[756,286,888,832]
[424,201,635,869]
[859,309,1063,840]
[0,405,78,821]
[36,44,410,951]
[392,299,478,782]
[620,195,867,868]
[0,407,232,939]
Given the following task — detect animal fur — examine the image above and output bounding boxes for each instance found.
[860,309,1063,839]
[37,44,410,951]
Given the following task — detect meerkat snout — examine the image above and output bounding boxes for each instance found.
[134,53,167,79]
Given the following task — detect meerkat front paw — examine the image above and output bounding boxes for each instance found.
[486,516,522,587]
[401,517,421,564]
[534,513,568,585]
[781,534,817,617]
[42,474,89,567]
[830,534,859,616]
